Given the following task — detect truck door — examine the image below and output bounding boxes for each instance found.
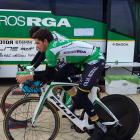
[106,0,136,63]
[105,0,136,75]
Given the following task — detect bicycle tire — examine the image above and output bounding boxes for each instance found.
[94,94,140,140]
[3,97,60,140]
[1,84,39,116]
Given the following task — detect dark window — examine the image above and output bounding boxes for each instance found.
[0,0,50,11]
[110,0,134,38]
[51,0,106,23]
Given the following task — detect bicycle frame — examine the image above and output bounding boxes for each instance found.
[31,82,121,131]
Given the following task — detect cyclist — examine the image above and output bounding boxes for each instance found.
[16,28,107,140]
[24,26,68,71]
[17,26,69,101]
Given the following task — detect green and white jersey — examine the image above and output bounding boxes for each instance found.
[51,31,68,41]
[46,40,104,67]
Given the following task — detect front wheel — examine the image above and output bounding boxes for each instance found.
[3,97,60,140]
[95,94,140,140]
[1,84,40,116]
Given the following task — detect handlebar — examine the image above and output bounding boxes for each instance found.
[17,64,25,71]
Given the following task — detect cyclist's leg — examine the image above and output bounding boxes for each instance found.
[54,63,83,110]
[54,63,82,91]
[73,60,107,140]
[54,61,66,95]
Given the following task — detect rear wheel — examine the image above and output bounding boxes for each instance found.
[3,97,60,140]
[95,95,140,140]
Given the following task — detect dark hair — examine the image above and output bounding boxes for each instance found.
[32,28,53,43]
[29,26,40,38]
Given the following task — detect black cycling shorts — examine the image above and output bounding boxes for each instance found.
[54,59,105,91]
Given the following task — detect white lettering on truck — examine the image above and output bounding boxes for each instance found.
[0,16,71,27]
[0,16,25,26]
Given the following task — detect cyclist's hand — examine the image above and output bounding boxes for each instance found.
[25,66,35,71]
[24,64,30,69]
[16,75,28,84]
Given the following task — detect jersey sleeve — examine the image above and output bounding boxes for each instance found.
[30,51,41,65]
[51,31,68,41]
[33,52,46,68]
[45,50,57,67]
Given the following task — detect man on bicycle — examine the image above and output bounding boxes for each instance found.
[24,26,68,71]
[16,28,107,140]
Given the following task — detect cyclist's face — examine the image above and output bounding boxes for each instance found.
[35,38,48,52]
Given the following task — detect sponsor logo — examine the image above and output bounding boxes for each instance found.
[112,43,128,46]
[28,54,35,57]
[83,67,98,86]
[0,53,3,57]
[50,96,76,119]
[0,47,18,51]
[0,16,71,27]
[4,54,11,57]
[0,40,13,44]
[12,54,26,57]
[0,49,4,51]
[58,62,66,68]
[21,47,34,51]
[62,42,72,48]
[15,40,32,45]
[64,50,86,54]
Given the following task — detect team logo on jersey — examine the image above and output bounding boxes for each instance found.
[53,41,57,47]
[63,50,86,54]
[62,42,73,48]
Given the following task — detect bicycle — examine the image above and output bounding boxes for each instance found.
[3,76,140,140]
[1,64,73,117]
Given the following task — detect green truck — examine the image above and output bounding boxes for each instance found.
[0,0,139,77]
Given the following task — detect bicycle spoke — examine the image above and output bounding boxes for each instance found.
[4,97,60,140]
